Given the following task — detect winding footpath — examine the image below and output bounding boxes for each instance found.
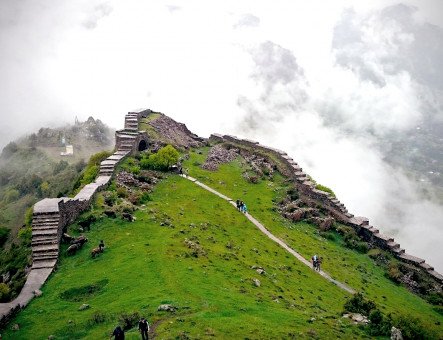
[181,174,356,295]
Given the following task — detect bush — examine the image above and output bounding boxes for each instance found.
[287,188,299,201]
[0,227,10,247]
[88,311,107,325]
[386,261,402,283]
[3,189,19,203]
[118,311,141,330]
[315,183,336,197]
[0,283,11,302]
[343,293,376,315]
[140,145,179,171]
[103,191,118,206]
[1,142,18,159]
[116,186,128,198]
[24,207,33,227]
[53,160,69,175]
[394,315,436,339]
[368,309,392,336]
[18,227,32,246]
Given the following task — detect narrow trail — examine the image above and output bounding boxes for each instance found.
[181,174,356,294]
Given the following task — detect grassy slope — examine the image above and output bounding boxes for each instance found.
[182,147,443,331]
[5,176,367,339]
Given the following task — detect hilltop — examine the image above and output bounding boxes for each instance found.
[1,110,442,339]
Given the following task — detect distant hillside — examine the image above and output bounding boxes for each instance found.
[0,117,114,301]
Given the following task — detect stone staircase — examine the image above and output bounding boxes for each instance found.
[31,203,61,270]
[124,113,139,131]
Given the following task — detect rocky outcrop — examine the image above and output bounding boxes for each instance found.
[201,145,238,171]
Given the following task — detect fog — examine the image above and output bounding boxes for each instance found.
[0,0,442,270]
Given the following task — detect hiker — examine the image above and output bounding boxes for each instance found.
[99,240,105,251]
[138,317,150,340]
[236,199,241,211]
[312,254,318,270]
[110,325,125,340]
[242,203,248,214]
[239,200,244,212]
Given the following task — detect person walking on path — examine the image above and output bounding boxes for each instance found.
[110,325,125,340]
[312,254,318,270]
[242,203,248,213]
[236,199,241,211]
[99,240,105,252]
[138,317,150,340]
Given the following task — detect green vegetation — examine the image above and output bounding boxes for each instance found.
[140,145,179,171]
[2,144,442,338]
[315,183,336,197]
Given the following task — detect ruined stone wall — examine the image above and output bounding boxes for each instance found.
[210,134,443,283]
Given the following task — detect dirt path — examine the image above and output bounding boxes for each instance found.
[181,174,356,294]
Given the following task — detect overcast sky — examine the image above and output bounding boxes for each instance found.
[0,0,442,270]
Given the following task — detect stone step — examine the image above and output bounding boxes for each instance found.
[33,212,60,217]
[32,259,57,269]
[33,252,58,260]
[32,228,58,236]
[420,262,434,271]
[32,220,59,226]
[32,239,58,247]
[117,134,137,140]
[392,248,405,255]
[387,241,400,249]
[32,224,58,232]
[100,165,115,170]
[32,244,59,253]
[32,235,58,243]
[33,216,60,223]
[99,171,114,176]
[345,213,354,218]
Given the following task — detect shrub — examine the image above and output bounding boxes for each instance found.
[118,311,141,330]
[88,311,107,325]
[103,191,118,206]
[287,188,299,201]
[3,189,19,203]
[394,315,435,339]
[1,142,18,159]
[0,283,11,302]
[386,261,402,283]
[0,227,10,247]
[315,183,336,197]
[130,166,141,175]
[140,145,179,171]
[24,207,34,227]
[18,227,32,246]
[343,293,376,315]
[53,160,69,175]
[116,186,128,198]
[368,309,392,336]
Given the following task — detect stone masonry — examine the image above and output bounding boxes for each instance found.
[0,109,150,324]
[209,133,443,284]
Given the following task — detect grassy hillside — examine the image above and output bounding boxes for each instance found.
[4,175,365,339]
[3,147,442,339]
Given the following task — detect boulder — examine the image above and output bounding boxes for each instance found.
[78,304,90,311]
[252,278,261,287]
[34,289,43,297]
[391,327,403,340]
[158,304,177,312]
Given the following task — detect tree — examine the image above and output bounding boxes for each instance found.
[140,145,179,171]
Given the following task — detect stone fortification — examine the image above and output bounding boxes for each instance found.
[209,133,443,284]
[0,109,150,324]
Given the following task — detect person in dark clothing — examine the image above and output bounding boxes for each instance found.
[236,199,241,211]
[110,325,124,340]
[99,240,105,251]
[138,317,150,340]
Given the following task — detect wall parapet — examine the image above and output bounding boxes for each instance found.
[209,133,443,284]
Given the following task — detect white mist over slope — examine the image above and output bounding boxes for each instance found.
[0,1,442,270]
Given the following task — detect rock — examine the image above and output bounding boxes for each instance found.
[348,313,369,324]
[256,268,265,275]
[34,289,43,297]
[391,327,403,340]
[158,304,177,312]
[252,278,261,287]
[48,335,55,340]
[319,217,334,231]
[12,323,19,331]
[78,304,90,311]
[201,145,238,171]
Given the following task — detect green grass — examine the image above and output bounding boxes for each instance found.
[182,147,443,333]
[4,147,442,338]
[5,175,367,339]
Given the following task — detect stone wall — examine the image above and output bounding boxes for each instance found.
[210,133,443,284]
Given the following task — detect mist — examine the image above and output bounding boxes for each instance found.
[0,0,442,271]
